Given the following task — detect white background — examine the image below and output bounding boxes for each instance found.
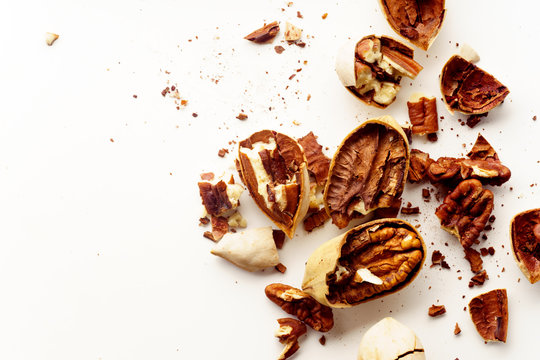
[1,1,540,359]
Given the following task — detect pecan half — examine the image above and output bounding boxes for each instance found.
[408,149,433,183]
[510,209,540,283]
[441,55,509,115]
[302,219,425,307]
[379,0,445,50]
[407,94,438,135]
[469,289,508,342]
[265,283,334,332]
[244,21,280,43]
[335,35,422,108]
[238,130,309,238]
[358,317,425,360]
[275,318,307,360]
[324,116,409,229]
[435,179,494,248]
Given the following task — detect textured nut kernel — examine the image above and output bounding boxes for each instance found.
[284,22,302,42]
[510,209,540,284]
[244,21,280,43]
[440,55,509,115]
[407,94,438,136]
[302,219,425,308]
[211,227,279,271]
[469,289,508,343]
[275,318,307,360]
[324,116,409,229]
[379,0,445,50]
[408,149,433,183]
[357,317,425,360]
[335,35,422,108]
[265,283,334,332]
[435,179,494,248]
[238,130,309,238]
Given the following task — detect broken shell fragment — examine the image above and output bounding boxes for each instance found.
[324,116,410,229]
[468,289,508,343]
[460,44,480,63]
[284,22,302,42]
[244,21,280,43]
[302,218,426,308]
[357,317,425,360]
[210,227,279,272]
[45,32,59,46]
[238,130,310,238]
[440,55,509,115]
[379,0,445,51]
[335,35,423,108]
[510,209,540,283]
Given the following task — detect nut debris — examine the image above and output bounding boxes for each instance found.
[428,304,446,317]
[244,21,280,43]
[45,32,59,46]
[469,289,508,342]
[510,209,540,283]
[275,318,306,360]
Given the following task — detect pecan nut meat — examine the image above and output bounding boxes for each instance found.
[238,130,310,238]
[408,149,433,183]
[358,317,425,360]
[407,93,438,136]
[335,35,423,108]
[441,55,509,115]
[379,0,445,51]
[275,318,307,360]
[435,179,494,248]
[510,209,540,284]
[324,116,410,229]
[302,219,426,308]
[265,283,334,332]
[468,289,508,343]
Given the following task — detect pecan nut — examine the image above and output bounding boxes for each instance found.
[441,55,509,115]
[211,227,280,272]
[302,219,426,308]
[275,318,307,360]
[335,35,422,108]
[468,289,508,343]
[265,283,334,332]
[358,317,425,360]
[407,94,438,136]
[379,0,445,50]
[238,130,310,238]
[244,21,280,43]
[324,116,409,229]
[435,179,494,248]
[408,149,433,183]
[510,209,540,283]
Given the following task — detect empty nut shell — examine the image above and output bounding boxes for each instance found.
[335,35,423,108]
[510,209,540,284]
[302,218,426,308]
[468,289,508,343]
[440,55,509,115]
[238,130,310,238]
[324,116,410,229]
[379,0,445,51]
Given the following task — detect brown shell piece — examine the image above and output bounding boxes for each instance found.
[440,55,509,115]
[324,116,410,229]
[265,283,334,332]
[510,209,540,284]
[379,0,445,50]
[244,21,280,43]
[469,289,508,342]
[435,179,494,248]
[238,130,309,238]
[468,134,499,161]
[302,218,426,308]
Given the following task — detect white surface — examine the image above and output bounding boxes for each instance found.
[1,1,540,359]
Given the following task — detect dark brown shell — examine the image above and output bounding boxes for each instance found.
[469,289,508,342]
[510,209,540,284]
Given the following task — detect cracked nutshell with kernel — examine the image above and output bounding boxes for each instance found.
[511,209,540,284]
[357,317,425,360]
[335,35,422,108]
[238,130,310,238]
[324,116,410,229]
[302,218,425,308]
[379,0,445,50]
[440,55,509,115]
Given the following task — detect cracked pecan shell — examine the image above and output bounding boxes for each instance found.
[435,179,494,248]
[324,116,410,229]
[511,209,540,284]
[379,0,445,50]
[441,55,509,115]
[265,283,334,332]
[335,35,423,108]
[238,130,309,238]
[302,218,426,308]
[469,289,508,343]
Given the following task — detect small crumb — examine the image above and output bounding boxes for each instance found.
[133,95,138,99]
[297,11,303,18]
[428,304,446,317]
[110,138,114,143]
[533,116,537,121]
[319,335,326,345]
[45,32,59,46]
[236,113,248,120]
[192,113,198,117]
[289,74,296,80]
[307,94,311,101]
[322,13,328,19]
[274,45,285,54]
[454,323,461,335]
[275,263,287,273]
[199,217,210,226]
[427,133,438,142]
[218,148,229,157]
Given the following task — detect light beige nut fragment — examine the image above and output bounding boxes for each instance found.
[358,317,426,360]
[45,32,59,46]
[210,227,279,271]
[227,211,247,228]
[284,22,302,41]
[460,44,480,64]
